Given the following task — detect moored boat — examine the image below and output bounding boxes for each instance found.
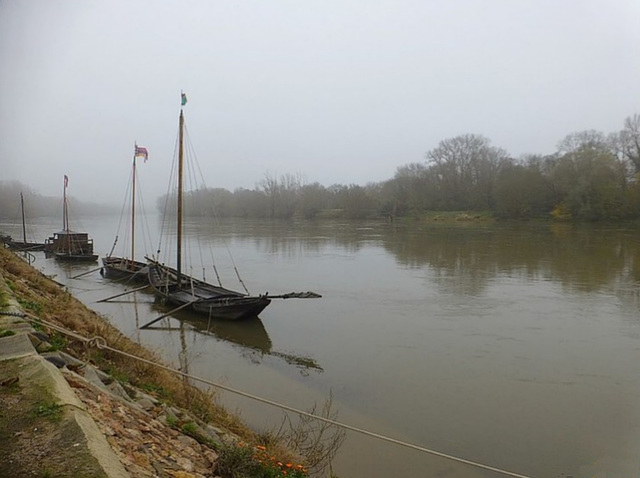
[46,175,98,262]
[148,259,271,320]
[3,193,45,251]
[101,144,151,283]
[147,93,319,320]
[101,256,149,282]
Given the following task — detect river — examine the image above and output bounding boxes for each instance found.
[2,214,640,478]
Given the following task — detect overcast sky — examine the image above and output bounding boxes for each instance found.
[1,0,639,204]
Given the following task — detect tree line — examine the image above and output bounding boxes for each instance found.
[160,113,640,221]
[3,114,639,222]
[0,181,118,220]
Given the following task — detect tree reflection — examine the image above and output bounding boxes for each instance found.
[185,217,640,308]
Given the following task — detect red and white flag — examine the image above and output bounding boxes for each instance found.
[134,145,149,162]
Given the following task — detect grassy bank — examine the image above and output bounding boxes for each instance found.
[0,247,247,435]
[0,247,343,477]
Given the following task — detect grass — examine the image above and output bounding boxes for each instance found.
[165,414,178,427]
[139,382,170,399]
[4,278,16,292]
[103,364,130,385]
[17,298,43,315]
[419,210,495,221]
[45,332,67,351]
[0,247,250,435]
[217,442,309,478]
[0,247,343,476]
[0,329,16,338]
[33,401,63,422]
[0,288,9,308]
[181,421,198,434]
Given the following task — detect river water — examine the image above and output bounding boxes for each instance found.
[2,215,640,478]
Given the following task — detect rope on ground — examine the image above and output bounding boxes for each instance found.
[19,313,534,478]
[0,311,27,317]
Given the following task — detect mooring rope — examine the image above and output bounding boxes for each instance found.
[17,312,534,478]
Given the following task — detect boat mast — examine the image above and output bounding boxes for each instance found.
[20,192,26,244]
[177,106,185,284]
[63,175,69,232]
[131,151,137,268]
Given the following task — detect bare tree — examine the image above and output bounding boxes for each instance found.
[617,113,640,173]
[426,134,509,210]
[258,172,280,218]
[557,129,609,155]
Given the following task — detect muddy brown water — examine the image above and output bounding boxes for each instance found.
[3,215,640,477]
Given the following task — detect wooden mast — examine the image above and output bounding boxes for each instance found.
[131,151,137,269]
[20,192,26,244]
[177,107,185,285]
[63,175,69,253]
[63,175,69,232]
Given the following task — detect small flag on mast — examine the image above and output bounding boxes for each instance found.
[64,175,69,188]
[134,145,149,161]
[181,92,187,106]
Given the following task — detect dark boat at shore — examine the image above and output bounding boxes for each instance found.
[102,256,149,282]
[102,144,150,283]
[2,193,46,252]
[147,93,319,321]
[45,175,98,262]
[5,238,45,252]
[148,259,271,321]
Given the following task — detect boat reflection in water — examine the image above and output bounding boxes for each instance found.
[147,303,323,374]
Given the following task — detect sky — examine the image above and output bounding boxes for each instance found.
[1,0,640,205]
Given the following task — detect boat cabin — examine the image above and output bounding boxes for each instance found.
[45,230,95,255]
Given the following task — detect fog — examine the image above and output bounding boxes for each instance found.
[1,0,639,205]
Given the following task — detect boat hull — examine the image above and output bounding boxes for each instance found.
[189,296,270,320]
[4,241,45,252]
[148,261,270,320]
[54,252,99,262]
[101,257,149,283]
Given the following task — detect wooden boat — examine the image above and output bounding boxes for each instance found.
[147,97,271,320]
[3,193,46,251]
[45,175,98,262]
[102,256,149,281]
[101,145,150,283]
[147,94,320,320]
[148,259,271,320]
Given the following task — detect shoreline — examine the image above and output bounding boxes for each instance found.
[0,247,320,477]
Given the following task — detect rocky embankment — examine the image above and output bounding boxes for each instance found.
[0,248,259,478]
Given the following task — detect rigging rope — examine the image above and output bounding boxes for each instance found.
[183,124,252,294]
[157,132,180,259]
[111,167,133,258]
[130,167,156,262]
[15,311,535,478]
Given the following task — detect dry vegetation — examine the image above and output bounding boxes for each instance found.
[0,247,346,477]
[0,246,250,436]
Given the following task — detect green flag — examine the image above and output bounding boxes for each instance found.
[181,92,187,106]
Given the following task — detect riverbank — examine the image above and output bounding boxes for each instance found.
[0,247,319,477]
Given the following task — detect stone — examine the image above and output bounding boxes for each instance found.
[135,397,156,411]
[107,379,132,401]
[30,331,50,342]
[177,434,199,448]
[34,340,53,353]
[203,424,221,444]
[81,365,110,390]
[57,351,85,368]
[94,368,114,385]
[44,355,66,368]
[0,333,37,361]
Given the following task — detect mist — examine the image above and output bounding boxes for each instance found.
[1,1,639,206]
